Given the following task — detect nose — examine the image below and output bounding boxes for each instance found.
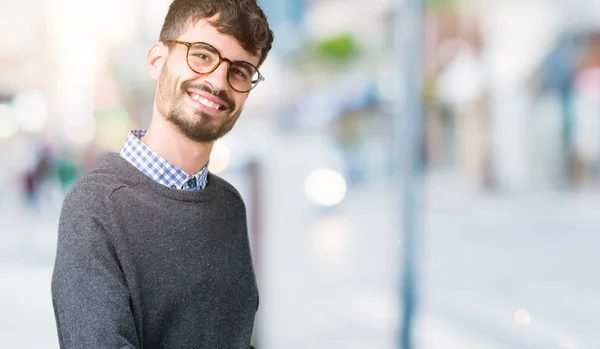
[202,60,230,92]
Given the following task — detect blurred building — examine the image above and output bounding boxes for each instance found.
[4,1,600,349]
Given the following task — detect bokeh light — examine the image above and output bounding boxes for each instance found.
[304,168,347,207]
[208,140,231,174]
[312,216,351,266]
[514,309,532,325]
[64,119,96,145]
[12,91,48,133]
[0,104,18,140]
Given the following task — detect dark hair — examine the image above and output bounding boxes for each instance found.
[159,0,274,66]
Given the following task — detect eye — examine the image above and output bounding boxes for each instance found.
[231,67,248,79]
[193,53,211,61]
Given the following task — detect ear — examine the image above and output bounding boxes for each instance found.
[146,42,168,80]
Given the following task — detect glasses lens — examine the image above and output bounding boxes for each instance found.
[188,43,220,74]
[228,62,260,92]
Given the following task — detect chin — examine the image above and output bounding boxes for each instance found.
[182,123,228,143]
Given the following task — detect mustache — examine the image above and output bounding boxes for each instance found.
[181,81,235,110]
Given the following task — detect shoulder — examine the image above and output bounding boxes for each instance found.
[62,154,132,212]
[208,172,245,203]
[67,173,124,203]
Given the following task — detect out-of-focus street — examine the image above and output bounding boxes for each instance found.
[2,167,599,348]
[0,185,61,349]
[3,0,600,347]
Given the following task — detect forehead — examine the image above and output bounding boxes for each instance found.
[178,18,260,66]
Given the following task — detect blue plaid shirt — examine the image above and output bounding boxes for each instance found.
[119,129,208,190]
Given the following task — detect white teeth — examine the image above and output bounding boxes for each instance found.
[190,93,221,110]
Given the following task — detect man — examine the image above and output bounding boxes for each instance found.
[51,0,274,348]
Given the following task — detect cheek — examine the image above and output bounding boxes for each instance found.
[158,70,175,92]
[233,94,249,109]
[164,79,185,101]
[159,63,189,94]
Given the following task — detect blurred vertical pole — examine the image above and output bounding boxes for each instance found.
[560,83,575,189]
[394,0,424,347]
[248,159,263,349]
[248,159,262,266]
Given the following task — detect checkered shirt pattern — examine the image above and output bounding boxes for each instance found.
[119,129,208,190]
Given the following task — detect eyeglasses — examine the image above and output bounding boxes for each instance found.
[163,40,264,93]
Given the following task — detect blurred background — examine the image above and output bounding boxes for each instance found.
[1,0,600,348]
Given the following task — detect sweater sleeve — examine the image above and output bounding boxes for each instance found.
[51,183,140,349]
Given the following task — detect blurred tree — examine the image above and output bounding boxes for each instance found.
[311,33,361,63]
[291,32,364,77]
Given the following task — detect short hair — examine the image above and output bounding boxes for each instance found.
[159,0,274,67]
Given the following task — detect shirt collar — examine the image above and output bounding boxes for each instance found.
[119,129,209,190]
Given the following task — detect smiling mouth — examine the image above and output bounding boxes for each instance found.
[188,92,225,111]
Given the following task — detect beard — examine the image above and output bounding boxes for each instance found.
[155,65,242,143]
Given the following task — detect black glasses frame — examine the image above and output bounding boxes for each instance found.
[163,40,264,93]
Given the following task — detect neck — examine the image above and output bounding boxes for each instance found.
[142,107,213,175]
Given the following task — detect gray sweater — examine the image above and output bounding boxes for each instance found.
[51,152,258,349]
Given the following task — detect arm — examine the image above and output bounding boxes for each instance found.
[51,184,140,349]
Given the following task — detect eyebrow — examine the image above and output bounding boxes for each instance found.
[195,42,220,55]
[232,62,254,76]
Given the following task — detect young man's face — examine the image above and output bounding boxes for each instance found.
[153,16,261,143]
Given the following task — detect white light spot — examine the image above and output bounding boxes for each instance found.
[304,169,347,207]
[312,216,351,266]
[13,91,48,133]
[0,104,19,139]
[64,120,95,144]
[514,309,532,325]
[208,140,230,174]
